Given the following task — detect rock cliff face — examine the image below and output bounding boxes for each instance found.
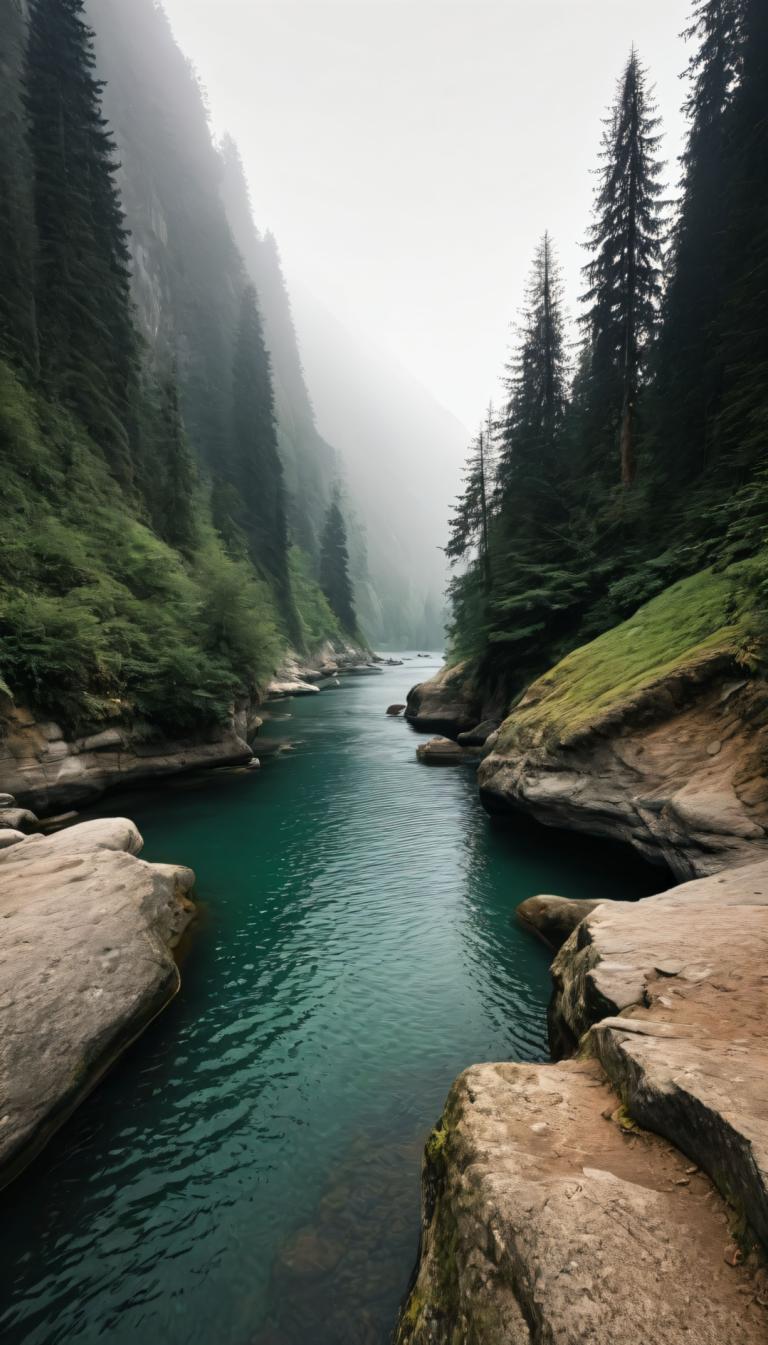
[479,654,768,880]
[0,704,253,815]
[0,817,195,1188]
[396,862,768,1343]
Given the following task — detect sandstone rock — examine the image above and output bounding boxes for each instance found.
[396,1059,766,1344]
[416,736,464,765]
[0,830,25,850]
[405,661,481,735]
[0,807,38,833]
[0,794,16,808]
[0,818,195,1188]
[549,859,768,1248]
[516,893,604,950]
[457,718,499,747]
[77,728,125,752]
[479,656,768,879]
[0,704,253,814]
[386,704,406,716]
[267,679,320,698]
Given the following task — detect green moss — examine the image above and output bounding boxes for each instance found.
[425,1124,449,1166]
[497,565,755,750]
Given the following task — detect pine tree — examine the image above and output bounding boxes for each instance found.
[25,0,138,480]
[581,50,666,486]
[717,0,768,468]
[320,495,357,634]
[447,406,496,593]
[0,0,38,372]
[653,0,744,480]
[231,283,287,582]
[498,232,568,510]
[147,373,197,552]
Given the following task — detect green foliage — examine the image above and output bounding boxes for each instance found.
[320,495,358,635]
[289,547,342,650]
[449,17,767,703]
[25,0,138,481]
[0,360,284,731]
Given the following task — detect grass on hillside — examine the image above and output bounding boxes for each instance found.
[497,564,759,749]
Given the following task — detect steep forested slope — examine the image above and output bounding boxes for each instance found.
[0,0,352,739]
[446,3,768,700]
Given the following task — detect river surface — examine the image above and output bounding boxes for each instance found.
[0,656,660,1345]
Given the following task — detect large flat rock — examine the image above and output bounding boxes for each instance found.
[0,819,195,1187]
[550,859,768,1248]
[395,1059,767,1344]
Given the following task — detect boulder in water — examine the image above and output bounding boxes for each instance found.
[416,736,464,765]
[0,818,196,1188]
[516,893,605,950]
[387,704,406,716]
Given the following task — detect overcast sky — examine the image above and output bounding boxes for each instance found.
[161,0,691,432]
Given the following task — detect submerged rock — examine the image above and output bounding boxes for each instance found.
[416,736,464,765]
[0,818,196,1188]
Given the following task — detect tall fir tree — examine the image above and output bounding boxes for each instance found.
[581,50,666,486]
[498,231,568,513]
[230,284,299,639]
[320,495,357,635]
[145,372,197,552]
[0,0,38,372]
[652,0,744,481]
[447,406,496,593]
[717,0,768,469]
[25,0,138,479]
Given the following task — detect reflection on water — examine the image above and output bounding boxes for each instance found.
[0,657,662,1345]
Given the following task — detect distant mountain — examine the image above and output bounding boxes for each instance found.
[291,283,469,648]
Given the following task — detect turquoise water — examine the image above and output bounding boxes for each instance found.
[0,657,661,1345]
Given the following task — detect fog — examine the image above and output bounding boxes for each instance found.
[161,0,689,433]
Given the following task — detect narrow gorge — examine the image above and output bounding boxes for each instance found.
[1,0,767,1342]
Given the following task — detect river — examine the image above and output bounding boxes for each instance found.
[0,656,660,1345]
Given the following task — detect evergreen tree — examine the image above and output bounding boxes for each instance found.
[320,495,357,634]
[25,0,138,479]
[717,0,768,468]
[581,50,666,486]
[0,0,38,372]
[447,405,496,593]
[653,0,744,480]
[230,285,295,615]
[147,373,197,552]
[498,231,569,511]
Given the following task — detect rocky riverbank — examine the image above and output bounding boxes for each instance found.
[399,572,768,1340]
[396,860,768,1343]
[1,638,372,816]
[0,814,196,1189]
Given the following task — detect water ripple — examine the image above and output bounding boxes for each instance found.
[0,656,661,1345]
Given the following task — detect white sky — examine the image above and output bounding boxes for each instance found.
[161,0,692,431]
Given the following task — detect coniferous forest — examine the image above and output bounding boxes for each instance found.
[448,0,767,697]
[0,0,363,733]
